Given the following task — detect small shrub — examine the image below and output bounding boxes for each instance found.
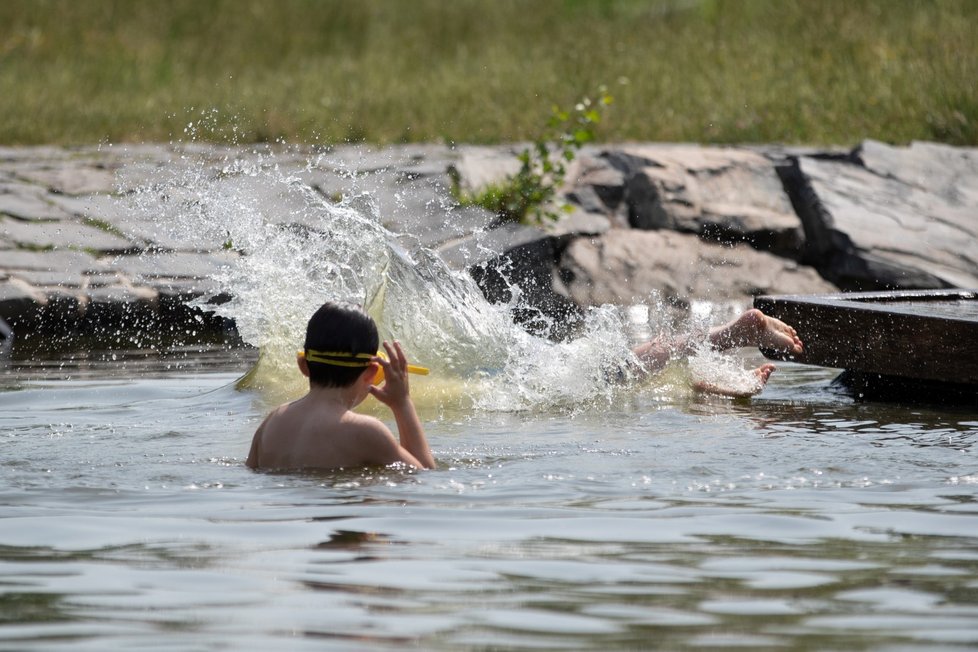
[455,88,612,226]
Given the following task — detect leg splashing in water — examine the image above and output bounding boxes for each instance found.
[630,309,804,398]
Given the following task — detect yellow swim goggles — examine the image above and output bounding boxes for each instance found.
[299,349,429,385]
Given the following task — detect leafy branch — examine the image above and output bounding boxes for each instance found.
[454,87,613,226]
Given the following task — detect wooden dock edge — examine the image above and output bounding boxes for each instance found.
[753,289,978,405]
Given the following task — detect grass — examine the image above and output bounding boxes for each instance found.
[0,0,975,146]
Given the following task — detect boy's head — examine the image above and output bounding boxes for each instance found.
[303,302,379,388]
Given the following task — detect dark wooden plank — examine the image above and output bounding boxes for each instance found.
[753,289,978,385]
[834,370,978,406]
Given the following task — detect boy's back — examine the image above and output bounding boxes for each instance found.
[246,396,410,470]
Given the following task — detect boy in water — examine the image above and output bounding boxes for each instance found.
[246,302,435,471]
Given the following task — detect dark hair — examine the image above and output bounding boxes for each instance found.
[304,302,379,388]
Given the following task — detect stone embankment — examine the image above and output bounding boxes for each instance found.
[1,140,976,347]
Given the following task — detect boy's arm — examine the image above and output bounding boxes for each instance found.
[368,341,436,469]
[357,419,427,469]
[387,396,435,469]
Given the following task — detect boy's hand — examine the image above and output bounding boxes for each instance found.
[368,340,434,470]
[368,341,411,409]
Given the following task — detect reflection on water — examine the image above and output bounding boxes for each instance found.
[1,353,976,650]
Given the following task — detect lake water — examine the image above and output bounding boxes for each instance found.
[2,144,977,650]
[2,345,976,651]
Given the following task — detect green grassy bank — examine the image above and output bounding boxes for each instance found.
[1,0,975,146]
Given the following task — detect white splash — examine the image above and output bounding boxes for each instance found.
[124,142,752,411]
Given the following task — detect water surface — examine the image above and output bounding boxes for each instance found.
[2,349,976,651]
[2,143,976,650]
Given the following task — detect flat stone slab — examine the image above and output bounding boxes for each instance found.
[448,146,522,193]
[0,279,41,305]
[0,145,69,163]
[1,249,104,274]
[855,139,978,204]
[559,229,836,307]
[85,285,157,304]
[15,165,119,196]
[315,143,455,175]
[0,217,135,253]
[794,151,978,290]
[608,144,804,257]
[47,192,131,222]
[5,270,89,288]
[141,277,222,300]
[104,251,239,280]
[47,193,195,250]
[437,221,548,270]
[754,289,978,404]
[0,191,73,221]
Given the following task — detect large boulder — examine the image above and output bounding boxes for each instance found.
[439,223,583,339]
[605,144,804,258]
[788,140,978,290]
[855,139,978,204]
[557,229,837,309]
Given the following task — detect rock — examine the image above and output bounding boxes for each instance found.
[315,143,452,176]
[572,154,627,210]
[448,146,522,194]
[0,190,73,221]
[545,153,627,235]
[469,234,583,340]
[85,285,158,311]
[0,279,42,326]
[398,203,498,251]
[545,204,612,237]
[0,217,136,254]
[788,146,978,290]
[607,144,804,257]
[143,277,223,302]
[5,269,87,288]
[15,165,119,196]
[0,313,11,354]
[1,249,103,274]
[855,139,978,204]
[295,165,480,251]
[47,192,179,253]
[0,145,67,162]
[31,289,85,333]
[105,251,239,281]
[557,229,837,308]
[2,141,975,341]
[436,221,547,270]
[563,182,609,215]
[436,220,582,338]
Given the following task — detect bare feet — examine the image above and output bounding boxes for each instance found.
[693,363,776,398]
[708,309,803,355]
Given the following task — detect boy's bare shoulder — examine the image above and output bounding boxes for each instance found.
[341,411,412,464]
[341,411,397,441]
[248,401,408,470]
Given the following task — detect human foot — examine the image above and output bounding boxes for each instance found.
[709,309,803,354]
[692,363,776,398]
